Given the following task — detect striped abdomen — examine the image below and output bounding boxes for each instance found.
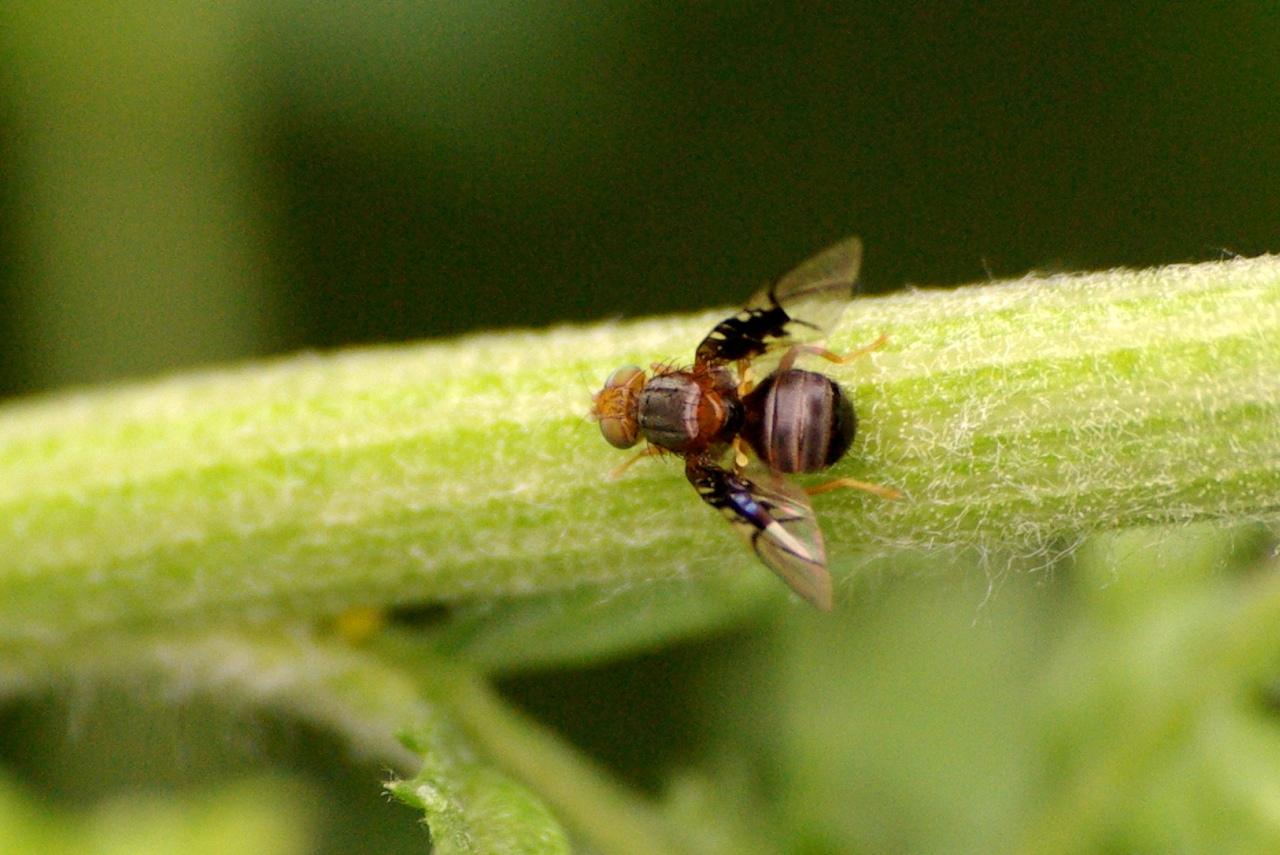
[741,369,855,473]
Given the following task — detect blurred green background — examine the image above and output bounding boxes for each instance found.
[2,3,1279,853]
[3,3,1277,394]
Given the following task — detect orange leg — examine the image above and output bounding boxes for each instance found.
[805,476,902,501]
[778,333,890,373]
[609,444,663,478]
[735,358,757,396]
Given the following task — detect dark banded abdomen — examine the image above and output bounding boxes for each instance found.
[742,369,856,473]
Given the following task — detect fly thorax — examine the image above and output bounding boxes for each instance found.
[638,371,733,453]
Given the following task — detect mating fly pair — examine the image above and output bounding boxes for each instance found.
[591,237,898,611]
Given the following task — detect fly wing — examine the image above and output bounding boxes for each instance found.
[695,236,862,368]
[761,234,863,333]
[686,459,832,611]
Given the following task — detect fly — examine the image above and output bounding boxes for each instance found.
[591,237,897,610]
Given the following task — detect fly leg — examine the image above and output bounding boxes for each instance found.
[608,444,664,478]
[805,477,901,500]
[778,333,890,373]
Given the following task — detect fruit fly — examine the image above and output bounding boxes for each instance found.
[591,237,897,611]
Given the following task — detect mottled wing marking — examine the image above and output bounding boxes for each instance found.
[694,236,862,367]
[686,460,833,611]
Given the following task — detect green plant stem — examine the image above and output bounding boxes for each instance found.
[0,622,677,853]
[0,258,1278,647]
[394,644,693,855]
[0,627,432,770]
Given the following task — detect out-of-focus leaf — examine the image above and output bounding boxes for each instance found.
[0,774,311,855]
[389,720,570,855]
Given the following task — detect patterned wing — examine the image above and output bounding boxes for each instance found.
[695,236,862,368]
[686,459,832,611]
